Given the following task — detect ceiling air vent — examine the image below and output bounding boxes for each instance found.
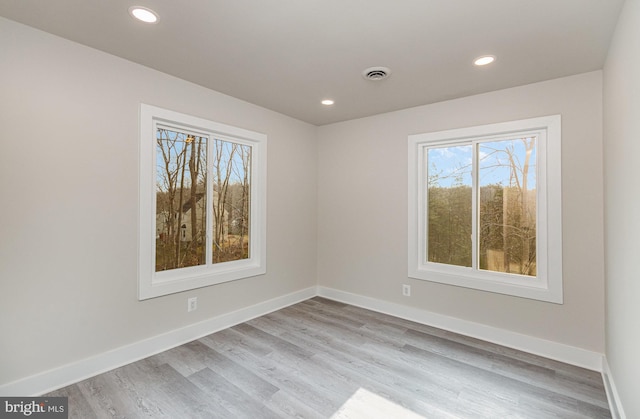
[362,66,391,81]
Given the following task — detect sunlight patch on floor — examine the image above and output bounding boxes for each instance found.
[331,388,426,419]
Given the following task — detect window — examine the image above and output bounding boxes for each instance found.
[139,104,266,300]
[408,115,562,303]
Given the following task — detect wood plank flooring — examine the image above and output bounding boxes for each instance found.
[47,297,611,418]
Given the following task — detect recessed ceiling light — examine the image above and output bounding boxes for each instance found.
[321,99,335,106]
[129,6,159,23]
[474,55,496,66]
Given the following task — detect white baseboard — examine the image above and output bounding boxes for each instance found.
[0,285,607,398]
[317,286,604,372]
[0,287,317,397]
[602,357,627,419]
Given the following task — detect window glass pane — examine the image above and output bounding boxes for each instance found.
[155,129,207,271]
[212,139,251,264]
[427,145,472,267]
[478,137,537,276]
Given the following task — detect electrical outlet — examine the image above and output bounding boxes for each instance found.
[402,284,411,297]
[187,297,197,312]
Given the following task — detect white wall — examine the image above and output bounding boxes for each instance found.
[604,0,640,417]
[0,17,317,387]
[317,71,605,353]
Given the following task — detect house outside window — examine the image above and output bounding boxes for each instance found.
[408,115,562,303]
[139,104,266,300]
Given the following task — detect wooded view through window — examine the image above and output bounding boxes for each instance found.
[139,104,266,300]
[155,127,251,272]
[410,115,561,302]
[427,137,537,277]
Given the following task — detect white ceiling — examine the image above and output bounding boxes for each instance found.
[0,0,624,125]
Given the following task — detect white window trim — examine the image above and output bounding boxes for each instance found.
[408,115,562,304]
[138,104,267,300]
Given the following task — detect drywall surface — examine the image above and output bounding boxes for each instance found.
[0,17,317,386]
[603,0,640,416]
[317,71,605,353]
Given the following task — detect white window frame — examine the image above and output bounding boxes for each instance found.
[138,104,267,300]
[408,115,562,303]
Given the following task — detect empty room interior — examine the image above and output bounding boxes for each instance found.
[1,1,639,418]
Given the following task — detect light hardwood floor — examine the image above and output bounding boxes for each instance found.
[47,297,611,418]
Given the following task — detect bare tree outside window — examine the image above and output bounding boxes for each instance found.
[409,115,560,302]
[426,137,537,277]
[211,139,251,264]
[140,104,267,300]
[479,137,537,276]
[155,129,207,271]
[155,130,252,272]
